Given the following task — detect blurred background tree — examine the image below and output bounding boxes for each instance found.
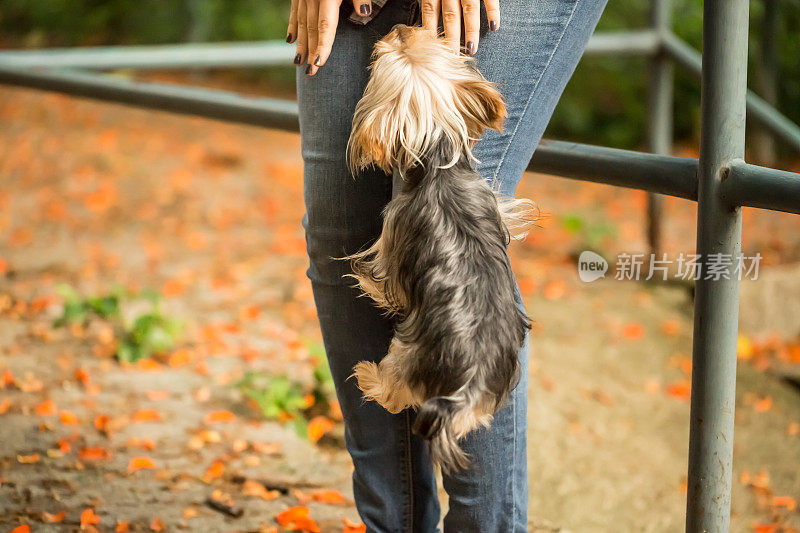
[0,0,797,157]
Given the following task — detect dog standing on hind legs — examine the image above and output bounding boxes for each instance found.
[344,24,534,472]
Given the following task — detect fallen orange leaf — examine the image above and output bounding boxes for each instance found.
[660,320,681,336]
[773,495,796,510]
[84,182,117,212]
[168,349,191,368]
[342,517,367,533]
[75,368,91,385]
[17,453,40,464]
[753,396,773,413]
[43,510,66,523]
[290,516,320,533]
[737,334,754,361]
[307,416,335,444]
[94,414,110,432]
[35,399,57,416]
[243,479,281,500]
[81,508,101,527]
[128,456,156,472]
[517,278,536,294]
[311,489,345,504]
[10,526,30,533]
[116,521,131,532]
[150,517,165,531]
[145,389,169,401]
[251,441,281,455]
[135,358,162,372]
[665,381,691,400]
[60,410,79,425]
[79,447,111,461]
[204,460,225,480]
[276,505,310,526]
[543,279,566,300]
[239,305,261,321]
[162,279,186,297]
[0,397,10,414]
[621,323,644,340]
[294,489,310,505]
[132,409,162,423]
[127,438,156,451]
[753,524,779,533]
[204,409,236,424]
[17,375,43,392]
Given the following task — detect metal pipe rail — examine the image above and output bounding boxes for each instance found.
[2,5,800,530]
[0,30,658,70]
[0,64,300,131]
[1,30,798,153]
[662,33,800,154]
[0,41,296,70]
[2,63,797,217]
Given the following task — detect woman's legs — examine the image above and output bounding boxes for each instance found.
[441,2,607,531]
[298,0,607,530]
[298,3,440,532]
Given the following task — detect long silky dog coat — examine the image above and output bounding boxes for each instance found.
[346,25,532,471]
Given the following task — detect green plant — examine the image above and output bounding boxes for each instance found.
[560,212,618,252]
[53,284,182,363]
[54,283,123,326]
[116,299,182,363]
[236,371,309,436]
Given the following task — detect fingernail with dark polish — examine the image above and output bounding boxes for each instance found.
[305,64,312,75]
[294,54,302,65]
[359,3,371,15]
[286,34,293,43]
[314,55,321,66]
[466,41,475,55]
[489,20,498,31]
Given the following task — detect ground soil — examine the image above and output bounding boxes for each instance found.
[1,85,798,532]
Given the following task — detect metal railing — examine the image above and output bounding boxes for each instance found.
[1,1,799,530]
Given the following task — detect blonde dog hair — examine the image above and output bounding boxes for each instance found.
[348,25,507,176]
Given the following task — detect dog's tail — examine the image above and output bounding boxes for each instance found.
[412,396,472,472]
[496,196,539,241]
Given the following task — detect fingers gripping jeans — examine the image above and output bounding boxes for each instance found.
[296,1,606,531]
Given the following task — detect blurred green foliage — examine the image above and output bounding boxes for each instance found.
[53,284,183,363]
[1,0,797,151]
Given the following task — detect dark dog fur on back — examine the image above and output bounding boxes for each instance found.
[345,25,533,471]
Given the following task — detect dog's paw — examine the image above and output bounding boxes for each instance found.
[353,361,382,399]
[353,361,410,413]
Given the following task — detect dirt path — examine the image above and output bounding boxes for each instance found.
[1,86,798,532]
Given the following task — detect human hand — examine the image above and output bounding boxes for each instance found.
[287,0,372,76]
[420,0,500,54]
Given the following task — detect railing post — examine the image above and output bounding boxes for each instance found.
[686,0,748,531]
[753,0,779,165]
[646,0,673,256]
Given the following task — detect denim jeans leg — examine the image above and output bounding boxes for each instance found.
[297,0,607,531]
[296,3,441,532]
[441,1,607,531]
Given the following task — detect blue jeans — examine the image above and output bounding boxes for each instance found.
[297,0,606,531]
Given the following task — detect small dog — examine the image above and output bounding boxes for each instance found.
[346,25,533,471]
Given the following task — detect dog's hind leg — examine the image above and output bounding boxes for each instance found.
[353,340,416,414]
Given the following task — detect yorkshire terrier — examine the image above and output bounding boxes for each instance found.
[345,25,533,471]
